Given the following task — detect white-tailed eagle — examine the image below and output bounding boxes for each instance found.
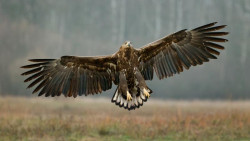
[21,22,228,110]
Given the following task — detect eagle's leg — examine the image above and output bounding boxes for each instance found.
[134,68,151,98]
[119,71,132,101]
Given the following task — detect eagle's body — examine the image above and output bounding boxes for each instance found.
[21,22,228,110]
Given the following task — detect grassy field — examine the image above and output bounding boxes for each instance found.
[0,96,249,141]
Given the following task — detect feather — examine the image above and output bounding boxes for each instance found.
[24,70,46,82]
[204,42,225,50]
[190,47,209,62]
[192,22,217,31]
[62,69,73,96]
[53,71,67,96]
[174,44,191,69]
[166,51,178,74]
[200,25,227,32]
[161,53,171,77]
[137,96,143,105]
[185,45,203,65]
[36,78,50,96]
[203,32,229,36]
[21,62,49,69]
[21,67,43,75]
[206,47,220,55]
[27,75,45,89]
[29,59,55,62]
[47,72,63,97]
[204,37,228,42]
[140,91,146,101]
[181,45,198,66]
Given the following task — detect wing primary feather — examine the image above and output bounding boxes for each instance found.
[38,79,51,96]
[54,71,67,96]
[49,71,64,97]
[27,75,45,89]
[24,70,47,82]
[199,25,227,32]
[206,47,220,55]
[57,70,69,96]
[21,62,49,69]
[204,37,228,42]
[204,42,225,50]
[42,71,58,97]
[200,48,217,59]
[28,59,55,62]
[36,70,58,95]
[35,78,50,95]
[192,22,217,31]
[203,32,229,36]
[21,67,43,75]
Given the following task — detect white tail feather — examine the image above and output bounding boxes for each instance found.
[111,86,152,110]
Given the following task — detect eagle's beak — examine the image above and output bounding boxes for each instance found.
[126,41,131,47]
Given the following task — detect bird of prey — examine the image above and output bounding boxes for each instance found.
[21,22,228,110]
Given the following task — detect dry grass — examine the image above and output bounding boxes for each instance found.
[0,96,249,141]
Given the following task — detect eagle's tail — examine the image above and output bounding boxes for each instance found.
[111,86,152,110]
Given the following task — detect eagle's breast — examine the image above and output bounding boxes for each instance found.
[117,46,139,88]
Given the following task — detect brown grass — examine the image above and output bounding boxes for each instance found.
[0,96,249,141]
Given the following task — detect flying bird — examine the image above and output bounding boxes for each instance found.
[21,22,228,110]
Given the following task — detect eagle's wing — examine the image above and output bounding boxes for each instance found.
[21,55,118,97]
[137,22,228,80]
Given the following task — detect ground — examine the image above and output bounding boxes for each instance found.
[0,96,249,141]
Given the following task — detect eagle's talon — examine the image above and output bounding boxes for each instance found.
[126,91,132,101]
[143,88,150,98]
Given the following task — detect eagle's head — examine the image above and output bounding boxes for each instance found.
[120,41,132,50]
[124,41,132,47]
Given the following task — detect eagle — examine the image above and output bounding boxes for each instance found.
[21,22,228,110]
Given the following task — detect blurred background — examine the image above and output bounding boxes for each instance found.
[0,0,249,99]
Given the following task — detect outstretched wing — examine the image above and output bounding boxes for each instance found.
[138,22,228,80]
[21,55,117,97]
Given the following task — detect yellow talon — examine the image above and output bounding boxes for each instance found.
[143,88,150,98]
[126,91,132,101]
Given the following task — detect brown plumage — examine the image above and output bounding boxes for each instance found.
[21,22,228,110]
